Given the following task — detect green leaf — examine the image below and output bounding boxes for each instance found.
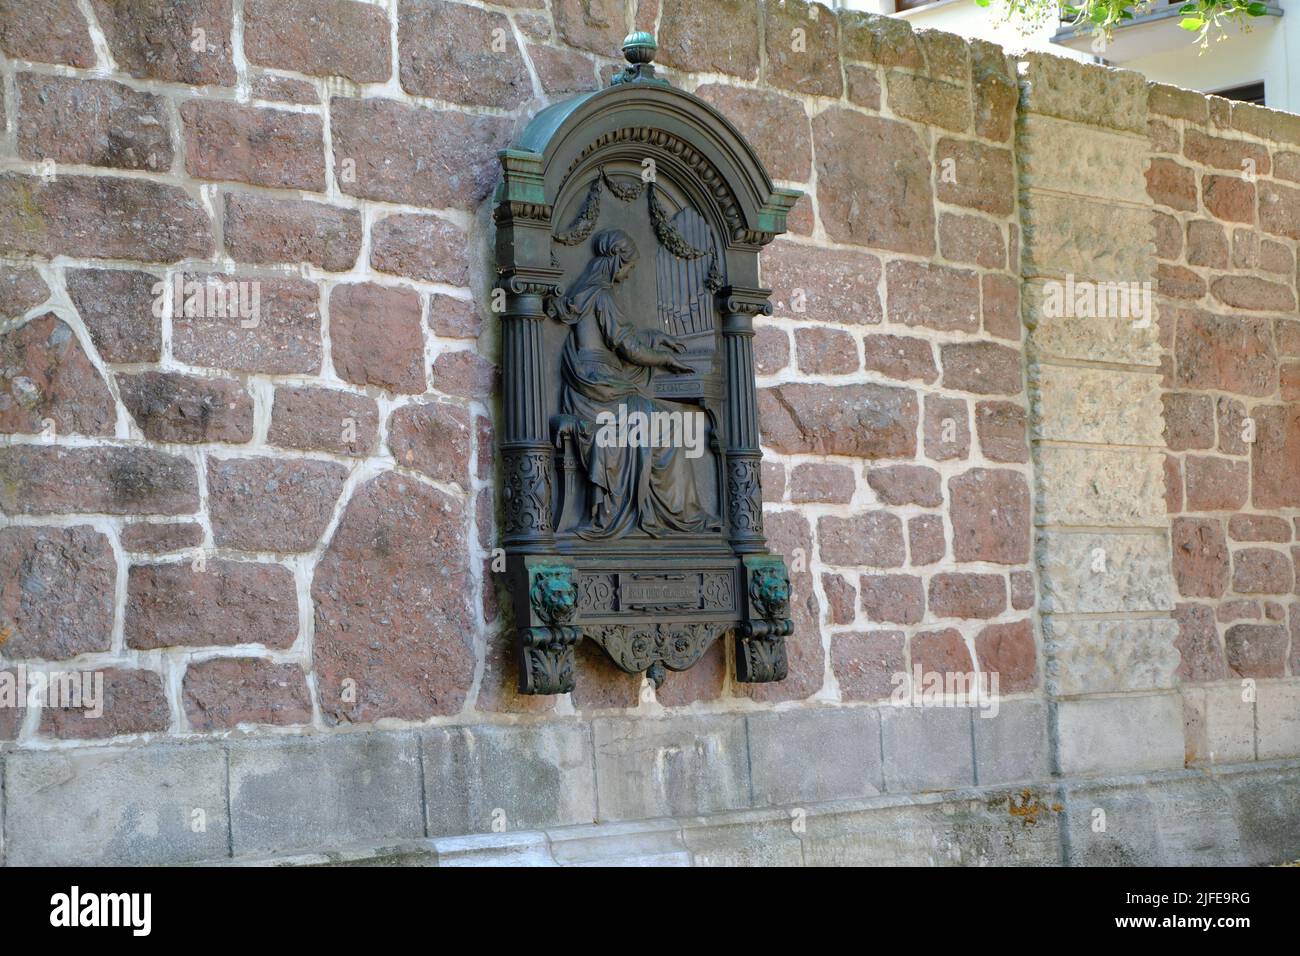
[1179,15,1206,29]
[1246,2,1269,14]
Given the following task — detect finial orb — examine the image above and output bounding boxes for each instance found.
[622,31,657,65]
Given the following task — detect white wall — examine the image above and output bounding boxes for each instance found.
[1123,15,1296,111]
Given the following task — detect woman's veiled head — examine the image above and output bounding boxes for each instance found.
[553,229,640,325]
[590,229,638,285]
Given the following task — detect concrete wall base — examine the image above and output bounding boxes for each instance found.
[4,722,1293,865]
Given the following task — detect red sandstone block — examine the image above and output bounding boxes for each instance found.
[813,109,934,253]
[17,74,172,171]
[928,572,1007,619]
[399,0,528,108]
[1171,516,1230,599]
[330,283,424,394]
[859,574,925,624]
[1184,456,1250,512]
[949,468,1030,564]
[223,193,361,271]
[183,658,313,731]
[40,667,170,740]
[818,512,905,568]
[975,619,1036,692]
[181,101,324,190]
[245,0,390,82]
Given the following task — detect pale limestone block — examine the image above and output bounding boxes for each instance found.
[1019,116,1149,202]
[1019,51,1148,133]
[1183,685,1255,765]
[1033,364,1164,446]
[1021,194,1155,282]
[1035,447,1168,528]
[1023,280,1162,367]
[1036,530,1175,613]
[1045,617,1181,696]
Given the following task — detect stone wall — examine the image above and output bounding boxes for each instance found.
[1147,82,1300,764]
[0,0,1296,865]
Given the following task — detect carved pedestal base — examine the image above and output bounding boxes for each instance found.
[518,624,580,695]
[586,621,730,688]
[734,555,793,684]
[516,562,580,695]
[513,558,796,693]
[734,621,792,683]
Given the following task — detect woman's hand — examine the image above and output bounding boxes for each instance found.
[654,332,691,373]
[621,330,693,372]
[654,331,688,354]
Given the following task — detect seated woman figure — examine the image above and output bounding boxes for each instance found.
[554,229,717,539]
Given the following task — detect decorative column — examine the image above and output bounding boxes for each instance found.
[720,286,772,554]
[494,149,563,554]
[498,273,559,552]
[494,149,575,694]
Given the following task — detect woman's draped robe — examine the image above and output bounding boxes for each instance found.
[560,285,715,539]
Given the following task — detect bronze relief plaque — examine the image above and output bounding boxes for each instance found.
[494,33,801,694]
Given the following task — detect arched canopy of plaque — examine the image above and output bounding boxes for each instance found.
[494,33,801,696]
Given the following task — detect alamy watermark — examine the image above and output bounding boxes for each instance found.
[594,404,707,459]
[1041,273,1152,328]
[152,275,261,328]
[890,666,1001,718]
[0,666,105,719]
[50,886,151,936]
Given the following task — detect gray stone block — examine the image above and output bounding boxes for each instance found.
[228,732,423,856]
[973,698,1051,785]
[4,743,228,865]
[801,791,1062,866]
[681,809,805,866]
[592,713,750,821]
[747,707,882,806]
[1256,681,1300,760]
[1217,761,1300,865]
[1183,684,1254,765]
[880,706,975,793]
[548,819,689,866]
[1064,775,1228,865]
[1060,762,1300,866]
[1056,693,1183,776]
[422,721,595,837]
[220,839,440,866]
[433,831,555,867]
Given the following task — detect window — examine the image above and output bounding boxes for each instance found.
[1214,82,1267,106]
